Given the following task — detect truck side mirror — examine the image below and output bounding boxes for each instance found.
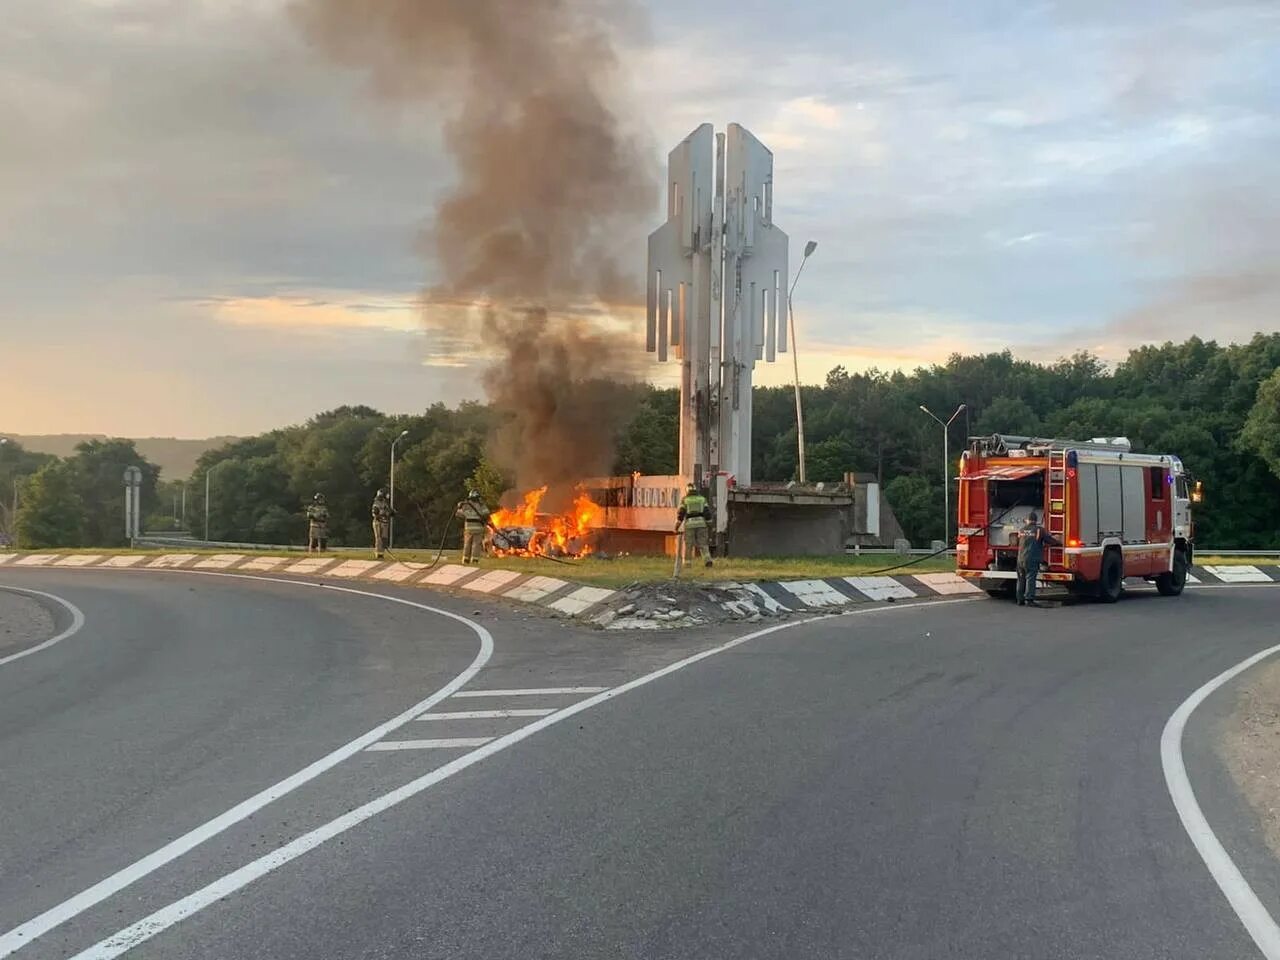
[1191,480,1204,503]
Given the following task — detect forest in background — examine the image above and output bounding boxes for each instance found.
[5,334,1280,549]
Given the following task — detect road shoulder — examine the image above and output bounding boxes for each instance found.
[0,588,55,653]
[1221,658,1280,857]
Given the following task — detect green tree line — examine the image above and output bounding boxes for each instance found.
[7,334,1280,549]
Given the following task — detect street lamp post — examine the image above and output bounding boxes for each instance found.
[0,438,13,540]
[204,461,230,542]
[389,429,409,550]
[787,240,818,484]
[919,403,967,547]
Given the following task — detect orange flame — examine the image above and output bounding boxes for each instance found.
[489,486,601,558]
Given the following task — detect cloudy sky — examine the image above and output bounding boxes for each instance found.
[3,0,1277,437]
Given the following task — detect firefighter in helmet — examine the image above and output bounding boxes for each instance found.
[306,493,329,554]
[676,482,713,567]
[456,490,490,564]
[371,489,394,559]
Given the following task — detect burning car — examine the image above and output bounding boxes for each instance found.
[487,486,602,558]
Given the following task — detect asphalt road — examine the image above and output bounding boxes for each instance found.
[1,568,1278,959]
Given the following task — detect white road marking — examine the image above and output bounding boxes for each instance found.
[100,555,145,568]
[56,555,105,567]
[843,576,917,602]
[1162,643,1280,960]
[452,686,610,697]
[238,556,289,572]
[462,569,522,594]
[1202,564,1272,584]
[146,554,197,569]
[416,709,555,720]
[503,575,568,603]
[64,598,965,960]
[0,577,494,960]
[367,738,494,751]
[15,554,57,566]
[193,554,246,570]
[422,563,476,586]
[911,572,982,595]
[324,559,385,579]
[0,586,86,668]
[548,586,615,616]
[777,579,852,608]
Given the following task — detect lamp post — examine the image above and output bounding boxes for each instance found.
[0,439,14,540]
[787,239,818,484]
[204,461,231,542]
[919,403,966,547]
[389,429,409,550]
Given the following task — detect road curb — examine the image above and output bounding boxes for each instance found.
[2,552,1278,627]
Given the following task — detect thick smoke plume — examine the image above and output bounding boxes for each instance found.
[292,0,656,493]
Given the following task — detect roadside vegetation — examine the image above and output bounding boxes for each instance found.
[4,334,1280,551]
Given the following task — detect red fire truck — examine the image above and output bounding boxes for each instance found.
[955,434,1200,601]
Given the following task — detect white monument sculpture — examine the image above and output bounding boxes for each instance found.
[646,123,790,490]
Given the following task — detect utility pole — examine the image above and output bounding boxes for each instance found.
[389,429,409,550]
[919,403,966,547]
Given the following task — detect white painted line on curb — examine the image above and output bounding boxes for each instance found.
[0,586,86,668]
[416,709,556,721]
[66,598,966,960]
[15,554,57,566]
[55,555,104,567]
[452,687,610,697]
[367,738,494,751]
[0,576,494,960]
[1162,643,1280,960]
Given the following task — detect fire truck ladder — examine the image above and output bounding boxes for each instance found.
[1047,449,1066,567]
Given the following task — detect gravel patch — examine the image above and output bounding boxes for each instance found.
[0,590,56,652]
[1220,658,1280,856]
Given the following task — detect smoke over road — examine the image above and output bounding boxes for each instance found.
[292,0,656,491]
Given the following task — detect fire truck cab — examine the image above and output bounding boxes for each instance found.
[956,434,1196,602]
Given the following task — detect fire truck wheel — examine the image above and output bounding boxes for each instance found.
[1155,549,1188,597]
[1098,549,1124,603]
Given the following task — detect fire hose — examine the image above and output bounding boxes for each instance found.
[860,503,1023,576]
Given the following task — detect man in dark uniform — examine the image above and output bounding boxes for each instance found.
[1016,511,1060,607]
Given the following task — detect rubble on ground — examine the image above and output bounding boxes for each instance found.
[589,580,792,630]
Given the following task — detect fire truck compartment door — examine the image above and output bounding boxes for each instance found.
[1078,463,1098,544]
[1122,465,1146,541]
[961,464,1043,481]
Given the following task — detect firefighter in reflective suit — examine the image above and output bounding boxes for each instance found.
[456,491,490,564]
[676,483,713,568]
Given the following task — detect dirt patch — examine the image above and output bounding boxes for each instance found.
[1220,658,1280,856]
[0,591,56,652]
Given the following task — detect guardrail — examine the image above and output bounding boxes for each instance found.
[137,535,306,552]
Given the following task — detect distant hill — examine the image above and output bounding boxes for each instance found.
[3,434,239,479]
